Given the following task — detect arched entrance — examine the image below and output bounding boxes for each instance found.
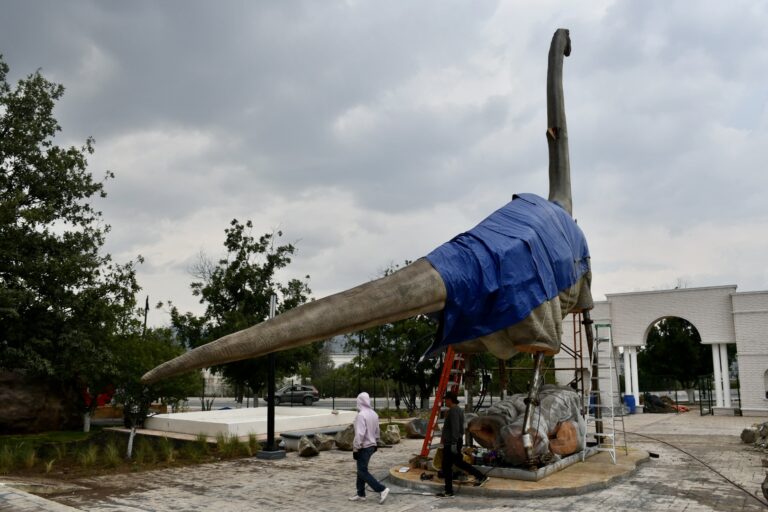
[557,285,757,413]
[636,316,711,405]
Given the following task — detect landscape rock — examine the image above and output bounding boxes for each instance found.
[313,433,335,451]
[405,419,428,438]
[741,428,758,444]
[298,436,319,457]
[335,424,355,450]
[0,371,81,433]
[381,425,401,445]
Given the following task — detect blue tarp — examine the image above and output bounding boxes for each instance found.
[425,193,590,354]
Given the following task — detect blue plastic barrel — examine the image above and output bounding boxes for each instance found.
[623,394,636,414]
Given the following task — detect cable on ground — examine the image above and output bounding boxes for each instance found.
[626,430,768,508]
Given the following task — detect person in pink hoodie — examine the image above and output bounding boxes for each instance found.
[349,392,390,504]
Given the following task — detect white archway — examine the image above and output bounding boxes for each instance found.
[558,285,768,416]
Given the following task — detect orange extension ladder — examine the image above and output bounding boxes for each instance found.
[419,346,466,457]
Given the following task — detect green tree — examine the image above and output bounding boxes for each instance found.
[170,220,318,401]
[637,317,712,391]
[113,327,203,427]
[0,55,141,428]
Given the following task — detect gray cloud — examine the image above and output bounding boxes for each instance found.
[2,0,767,322]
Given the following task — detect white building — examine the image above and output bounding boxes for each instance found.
[556,285,768,416]
[327,335,357,368]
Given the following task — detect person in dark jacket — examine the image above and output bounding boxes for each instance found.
[437,391,489,497]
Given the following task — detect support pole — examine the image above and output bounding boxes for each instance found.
[257,294,285,460]
[623,348,632,399]
[630,347,640,406]
[712,344,723,407]
[522,351,546,466]
[719,343,731,407]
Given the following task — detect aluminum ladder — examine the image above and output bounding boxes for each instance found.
[582,324,628,463]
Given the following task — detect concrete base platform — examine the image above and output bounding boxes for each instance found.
[389,448,650,497]
[143,407,356,439]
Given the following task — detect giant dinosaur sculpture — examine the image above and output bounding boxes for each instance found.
[143,28,593,466]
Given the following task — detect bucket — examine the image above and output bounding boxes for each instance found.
[623,394,636,414]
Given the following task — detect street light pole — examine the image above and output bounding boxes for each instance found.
[257,293,285,460]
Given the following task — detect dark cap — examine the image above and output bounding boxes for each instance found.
[444,391,459,403]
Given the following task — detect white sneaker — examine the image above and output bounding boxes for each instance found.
[348,495,366,501]
[379,488,390,504]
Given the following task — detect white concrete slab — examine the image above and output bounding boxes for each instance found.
[144,407,357,438]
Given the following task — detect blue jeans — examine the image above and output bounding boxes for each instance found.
[356,446,385,497]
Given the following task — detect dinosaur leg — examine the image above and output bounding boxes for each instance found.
[522,351,546,467]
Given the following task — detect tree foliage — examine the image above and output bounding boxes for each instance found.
[113,327,203,425]
[170,220,318,399]
[637,317,712,390]
[0,55,142,408]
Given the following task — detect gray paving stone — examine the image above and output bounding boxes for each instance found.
[2,412,767,511]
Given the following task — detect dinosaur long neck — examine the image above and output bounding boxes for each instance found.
[546,28,572,216]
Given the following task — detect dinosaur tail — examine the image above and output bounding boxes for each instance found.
[141,259,446,383]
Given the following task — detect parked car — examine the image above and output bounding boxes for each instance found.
[264,384,320,406]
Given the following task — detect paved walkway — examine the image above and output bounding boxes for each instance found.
[2,412,766,511]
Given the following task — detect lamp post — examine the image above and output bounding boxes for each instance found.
[257,293,285,460]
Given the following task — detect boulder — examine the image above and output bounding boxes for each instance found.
[741,428,758,444]
[468,415,507,449]
[405,419,428,439]
[549,420,580,456]
[298,436,319,457]
[468,387,585,466]
[335,424,355,451]
[381,424,401,445]
[313,433,335,451]
[0,371,81,433]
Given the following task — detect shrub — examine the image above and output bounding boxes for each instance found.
[180,443,203,463]
[157,437,175,463]
[51,443,67,461]
[248,434,261,456]
[215,433,243,459]
[134,438,156,465]
[16,443,37,470]
[0,446,13,474]
[215,433,227,454]
[77,445,99,468]
[103,441,122,468]
[225,435,244,458]
[194,433,209,455]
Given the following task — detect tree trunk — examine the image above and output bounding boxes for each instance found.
[83,411,91,433]
[127,426,137,459]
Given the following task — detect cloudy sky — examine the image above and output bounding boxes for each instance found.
[2,1,767,325]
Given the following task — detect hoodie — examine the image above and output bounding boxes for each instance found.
[353,392,380,450]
